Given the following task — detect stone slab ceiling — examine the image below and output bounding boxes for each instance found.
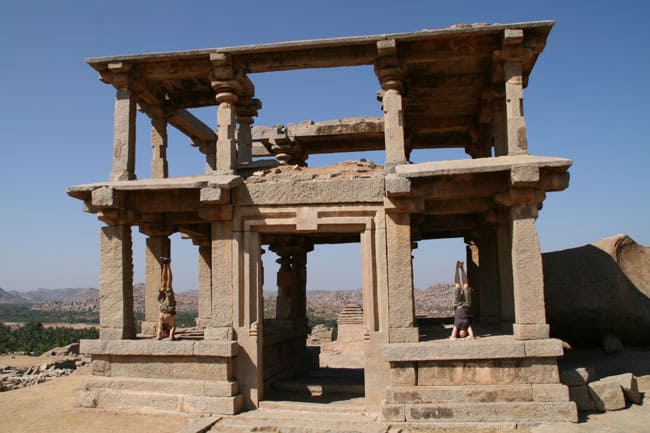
[87,21,553,152]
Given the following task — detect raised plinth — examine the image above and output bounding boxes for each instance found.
[381,336,577,425]
[77,338,242,415]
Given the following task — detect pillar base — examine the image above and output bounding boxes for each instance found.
[204,326,235,340]
[513,323,549,340]
[140,320,158,336]
[389,327,419,343]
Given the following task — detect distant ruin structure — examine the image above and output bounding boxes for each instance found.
[69,21,577,427]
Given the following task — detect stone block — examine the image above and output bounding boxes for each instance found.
[386,384,533,403]
[600,373,641,405]
[108,356,232,381]
[560,367,599,386]
[588,379,626,411]
[91,187,117,207]
[97,389,180,412]
[513,323,549,340]
[532,384,569,402]
[417,358,559,386]
[381,403,405,422]
[180,395,242,415]
[524,339,564,357]
[91,360,110,376]
[76,389,98,408]
[389,363,416,386]
[389,327,419,343]
[405,402,577,423]
[385,174,411,196]
[510,166,539,185]
[200,186,225,203]
[568,385,596,411]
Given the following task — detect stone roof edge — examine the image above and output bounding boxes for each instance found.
[85,20,554,67]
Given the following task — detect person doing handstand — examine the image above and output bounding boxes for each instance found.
[156,257,177,340]
[449,260,476,340]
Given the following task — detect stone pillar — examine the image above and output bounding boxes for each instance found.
[477,229,501,325]
[466,240,481,317]
[197,242,212,327]
[496,218,515,327]
[493,96,507,156]
[109,67,137,181]
[237,97,261,165]
[376,39,407,171]
[207,218,235,339]
[142,234,171,335]
[150,105,169,179]
[211,53,242,175]
[504,61,527,155]
[274,253,294,320]
[385,211,418,343]
[99,225,135,339]
[511,205,549,340]
[292,247,308,321]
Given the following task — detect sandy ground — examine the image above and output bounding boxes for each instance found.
[1,351,649,433]
[0,356,188,433]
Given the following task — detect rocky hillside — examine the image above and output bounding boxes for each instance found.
[3,283,455,320]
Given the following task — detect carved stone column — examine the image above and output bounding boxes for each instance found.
[385,210,417,343]
[108,63,137,181]
[237,95,261,165]
[99,225,135,339]
[375,39,407,171]
[274,253,294,320]
[197,241,212,328]
[493,28,532,156]
[149,104,169,179]
[211,53,242,175]
[139,224,174,335]
[510,205,549,339]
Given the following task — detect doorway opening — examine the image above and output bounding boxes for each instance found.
[260,237,365,406]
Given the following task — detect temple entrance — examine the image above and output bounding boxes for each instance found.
[259,237,366,407]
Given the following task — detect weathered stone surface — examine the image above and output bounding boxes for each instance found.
[238,177,384,205]
[417,358,559,386]
[389,363,416,386]
[588,379,626,411]
[532,384,569,402]
[387,385,534,403]
[405,402,577,422]
[83,375,238,397]
[599,373,641,405]
[104,355,232,381]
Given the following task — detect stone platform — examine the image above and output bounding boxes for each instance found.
[381,336,577,425]
[76,339,242,415]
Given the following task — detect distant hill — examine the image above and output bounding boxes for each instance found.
[17,288,98,303]
[0,288,29,304]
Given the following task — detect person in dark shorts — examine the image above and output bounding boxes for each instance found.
[156,257,177,341]
[449,260,476,340]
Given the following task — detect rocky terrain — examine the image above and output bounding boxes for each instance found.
[2,283,455,322]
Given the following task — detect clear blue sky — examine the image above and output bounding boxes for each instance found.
[1,0,648,293]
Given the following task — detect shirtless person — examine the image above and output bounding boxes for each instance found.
[156,257,177,340]
[449,260,476,340]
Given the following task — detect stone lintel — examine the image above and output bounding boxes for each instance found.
[384,197,424,213]
[198,205,233,221]
[239,177,384,205]
[395,155,571,179]
[383,337,564,362]
[80,339,238,357]
[494,189,545,207]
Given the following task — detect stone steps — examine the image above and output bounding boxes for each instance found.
[77,387,242,415]
[209,404,379,433]
[382,401,578,423]
[385,383,569,403]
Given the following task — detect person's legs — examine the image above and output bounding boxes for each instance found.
[168,315,176,340]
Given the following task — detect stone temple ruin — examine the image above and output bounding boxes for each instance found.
[68,21,578,427]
